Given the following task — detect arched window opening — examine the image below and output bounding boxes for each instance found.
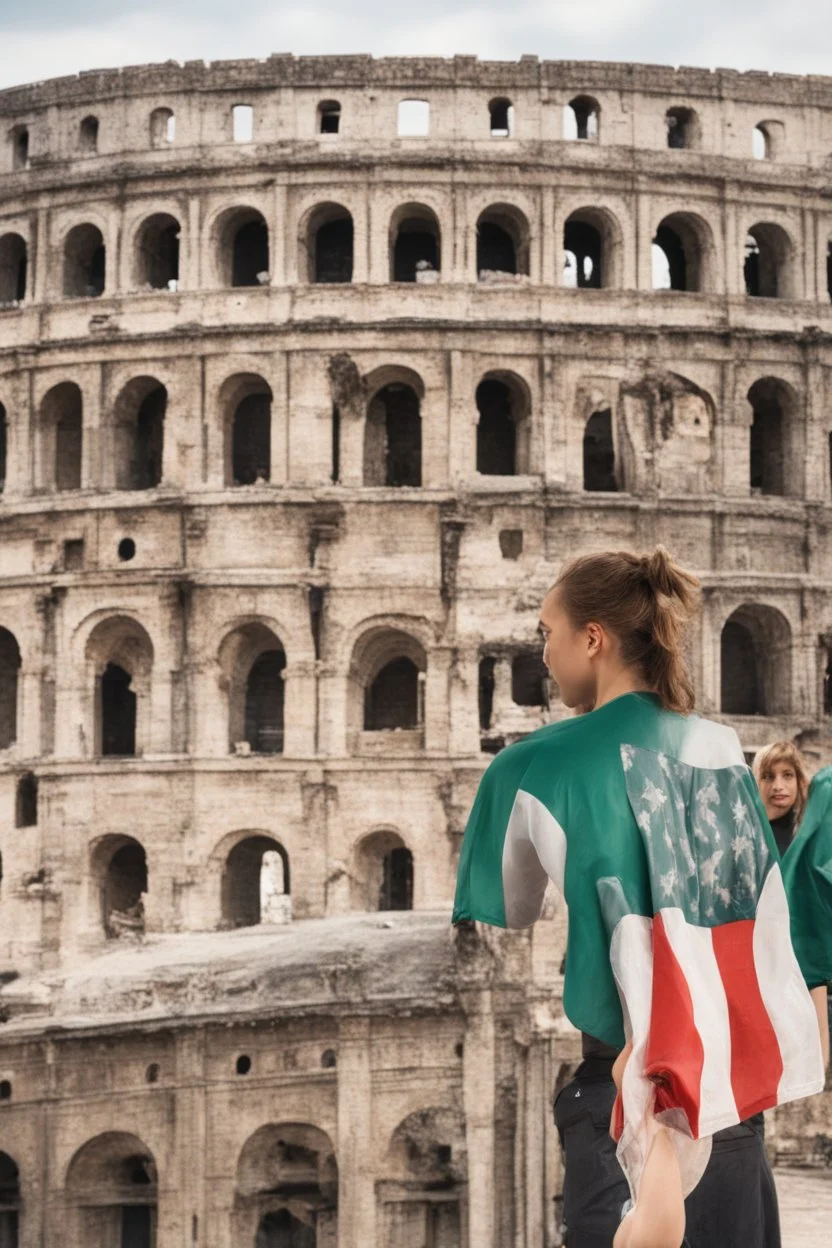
[307,205,354,284]
[67,1133,157,1243]
[476,378,520,475]
[748,379,794,497]
[385,1109,466,1240]
[720,605,791,716]
[744,223,792,299]
[0,405,6,494]
[397,99,430,137]
[223,836,290,928]
[392,207,440,283]
[563,215,601,289]
[11,126,28,171]
[135,213,180,290]
[223,375,272,485]
[564,96,599,141]
[666,106,698,150]
[233,215,269,287]
[752,122,785,161]
[0,1152,19,1246]
[352,831,413,911]
[100,663,136,756]
[365,657,419,729]
[477,206,529,279]
[511,651,549,707]
[318,100,341,134]
[0,628,21,750]
[478,656,496,731]
[150,107,174,147]
[79,114,99,153]
[381,847,413,910]
[15,772,37,827]
[235,1124,337,1244]
[753,124,769,160]
[244,650,286,754]
[63,223,105,298]
[256,1210,316,1246]
[102,840,147,938]
[40,381,83,492]
[583,408,617,491]
[232,104,254,142]
[0,233,27,303]
[489,97,513,137]
[652,214,707,292]
[364,383,422,487]
[114,380,166,491]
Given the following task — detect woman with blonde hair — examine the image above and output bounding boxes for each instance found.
[453,546,825,1247]
[752,741,810,857]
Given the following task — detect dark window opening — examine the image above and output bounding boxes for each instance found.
[63,223,105,298]
[380,846,413,910]
[499,529,523,560]
[0,233,27,303]
[744,236,762,297]
[146,1064,160,1083]
[569,96,599,141]
[121,1204,152,1247]
[583,409,617,491]
[56,407,83,491]
[63,539,85,570]
[244,650,286,753]
[477,221,516,275]
[381,385,421,487]
[0,406,6,494]
[137,215,180,290]
[232,392,271,485]
[232,219,269,287]
[828,242,832,303]
[236,1054,251,1075]
[223,836,290,928]
[721,621,763,715]
[825,654,832,715]
[101,663,136,756]
[744,225,789,299]
[103,841,147,937]
[0,628,21,750]
[393,216,440,282]
[321,1049,337,1068]
[80,115,99,153]
[15,772,37,827]
[12,127,28,170]
[118,538,136,561]
[476,379,516,475]
[489,98,512,136]
[749,387,785,496]
[129,387,165,490]
[564,218,602,289]
[331,404,340,483]
[478,657,496,731]
[365,657,419,729]
[319,100,341,134]
[256,1210,316,1248]
[654,224,687,291]
[511,651,549,707]
[666,107,696,149]
[314,215,353,283]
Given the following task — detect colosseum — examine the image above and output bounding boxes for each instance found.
[0,49,831,1247]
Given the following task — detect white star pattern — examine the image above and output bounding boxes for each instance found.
[700,849,724,887]
[731,833,752,861]
[641,778,668,813]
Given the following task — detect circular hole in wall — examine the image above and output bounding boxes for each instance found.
[321,1049,337,1069]
[236,1054,252,1075]
[145,1063,160,1083]
[118,538,136,561]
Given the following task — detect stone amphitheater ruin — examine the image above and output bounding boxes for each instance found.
[0,49,831,1246]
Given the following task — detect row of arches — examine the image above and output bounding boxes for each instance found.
[91,826,414,940]
[0,206,821,303]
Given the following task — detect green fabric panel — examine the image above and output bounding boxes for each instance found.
[783,767,832,986]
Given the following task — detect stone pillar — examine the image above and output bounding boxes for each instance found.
[337,1017,375,1248]
[541,187,556,287]
[33,207,50,303]
[461,989,496,1248]
[272,182,288,287]
[173,1031,207,1248]
[635,192,654,292]
[803,342,825,503]
[283,659,317,757]
[185,191,202,291]
[425,645,452,754]
[352,182,370,285]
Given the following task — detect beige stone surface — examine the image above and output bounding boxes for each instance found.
[777,1169,832,1247]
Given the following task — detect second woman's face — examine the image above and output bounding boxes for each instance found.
[758,761,799,821]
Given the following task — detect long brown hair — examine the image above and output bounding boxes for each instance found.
[554,546,701,714]
[752,741,810,825]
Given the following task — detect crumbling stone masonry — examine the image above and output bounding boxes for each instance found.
[0,52,830,1246]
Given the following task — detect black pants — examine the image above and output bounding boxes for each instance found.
[553,1058,781,1248]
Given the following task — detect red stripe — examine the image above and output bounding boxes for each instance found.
[645,912,705,1137]
[711,919,784,1120]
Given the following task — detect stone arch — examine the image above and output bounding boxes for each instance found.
[720,604,792,717]
[476,204,530,278]
[149,106,174,146]
[90,834,148,939]
[563,206,621,289]
[747,377,801,497]
[351,829,413,911]
[111,375,166,491]
[38,381,83,491]
[66,1131,157,1243]
[84,615,154,757]
[219,373,273,486]
[0,627,21,751]
[564,95,599,141]
[363,370,424,488]
[390,202,441,283]
[475,370,531,475]
[234,1123,338,1246]
[583,408,617,491]
[133,212,180,290]
[381,1108,467,1245]
[348,625,427,740]
[63,222,105,298]
[79,114,99,153]
[0,233,26,303]
[301,202,354,284]
[744,222,795,299]
[217,620,286,754]
[221,833,291,928]
[652,212,714,292]
[666,106,700,149]
[212,206,270,288]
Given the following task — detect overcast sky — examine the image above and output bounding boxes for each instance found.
[0,0,830,92]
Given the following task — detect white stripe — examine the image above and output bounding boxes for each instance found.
[752,866,825,1102]
[659,908,739,1136]
[501,789,566,928]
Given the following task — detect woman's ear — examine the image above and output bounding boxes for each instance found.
[585,622,604,658]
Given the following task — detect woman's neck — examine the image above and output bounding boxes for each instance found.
[592,668,654,710]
